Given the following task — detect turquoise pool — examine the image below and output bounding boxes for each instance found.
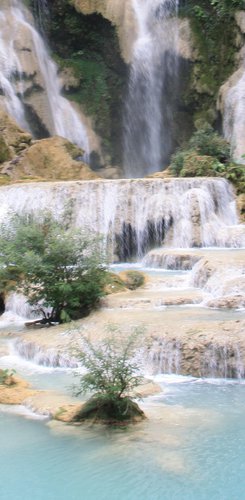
[1,377,245,500]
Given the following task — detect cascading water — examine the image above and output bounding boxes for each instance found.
[31,0,49,33]
[0,0,89,156]
[0,5,30,131]
[0,178,241,260]
[123,0,180,178]
[223,60,245,165]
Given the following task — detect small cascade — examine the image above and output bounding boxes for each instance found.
[146,337,181,375]
[0,178,242,260]
[14,338,79,368]
[0,0,89,156]
[201,343,245,380]
[146,336,245,379]
[123,0,180,177]
[5,293,35,319]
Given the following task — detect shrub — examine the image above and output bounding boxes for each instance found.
[73,327,145,424]
[0,213,108,323]
[189,125,231,162]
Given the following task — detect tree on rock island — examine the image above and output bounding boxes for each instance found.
[73,328,145,424]
[0,213,108,324]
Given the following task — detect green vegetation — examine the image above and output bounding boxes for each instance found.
[181,0,244,127]
[170,125,245,194]
[0,213,108,324]
[73,327,145,424]
[30,0,126,164]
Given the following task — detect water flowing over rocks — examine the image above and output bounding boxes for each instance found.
[9,308,245,379]
[0,178,241,259]
[14,338,79,368]
[123,0,191,177]
[0,0,95,156]
[218,10,245,165]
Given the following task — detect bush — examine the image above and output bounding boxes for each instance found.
[179,151,225,177]
[0,213,108,323]
[189,125,231,162]
[73,327,145,424]
[169,126,244,193]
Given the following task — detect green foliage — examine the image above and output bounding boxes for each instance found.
[170,125,231,175]
[35,0,126,163]
[181,0,244,127]
[189,125,230,162]
[170,126,245,193]
[74,327,144,401]
[0,213,108,323]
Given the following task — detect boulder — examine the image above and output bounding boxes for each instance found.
[7,136,99,182]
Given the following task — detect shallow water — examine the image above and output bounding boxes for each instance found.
[1,377,245,500]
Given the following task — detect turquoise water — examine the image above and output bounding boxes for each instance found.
[1,379,245,500]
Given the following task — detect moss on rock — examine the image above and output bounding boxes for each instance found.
[72,395,145,425]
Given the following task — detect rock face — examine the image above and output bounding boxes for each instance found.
[3,136,98,182]
[0,376,37,405]
[71,0,193,64]
[0,0,99,157]
[0,109,32,166]
[0,110,98,182]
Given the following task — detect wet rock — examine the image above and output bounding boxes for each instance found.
[205,295,245,309]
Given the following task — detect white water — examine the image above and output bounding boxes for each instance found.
[0,178,241,260]
[147,335,245,379]
[123,0,179,177]
[0,0,89,155]
[0,8,30,130]
[223,60,245,164]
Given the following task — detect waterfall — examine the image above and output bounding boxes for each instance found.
[146,336,245,379]
[14,339,79,368]
[31,0,49,33]
[123,0,180,178]
[0,0,89,156]
[223,62,245,165]
[0,178,241,260]
[0,7,30,131]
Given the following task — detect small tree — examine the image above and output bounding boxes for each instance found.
[0,214,108,323]
[73,327,145,423]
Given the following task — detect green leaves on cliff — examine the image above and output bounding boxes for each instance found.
[39,0,126,163]
[182,0,244,125]
[170,125,245,194]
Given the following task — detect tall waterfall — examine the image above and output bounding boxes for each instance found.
[0,0,89,156]
[0,178,241,260]
[223,62,245,165]
[123,0,180,178]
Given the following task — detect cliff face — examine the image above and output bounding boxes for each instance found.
[72,0,136,63]
[1,0,244,176]
[54,0,245,169]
